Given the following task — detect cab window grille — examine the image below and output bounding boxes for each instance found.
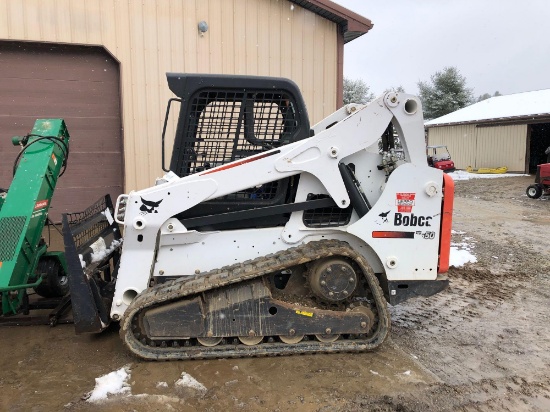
[178,90,298,200]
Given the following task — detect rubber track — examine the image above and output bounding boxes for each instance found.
[120,239,391,360]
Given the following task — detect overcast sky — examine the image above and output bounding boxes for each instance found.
[333,1,550,98]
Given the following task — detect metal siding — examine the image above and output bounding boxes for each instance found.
[268,0,281,76]
[233,0,247,74]
[322,17,338,118]
[428,125,477,170]
[257,1,270,75]
[279,0,293,79]
[475,125,527,172]
[302,9,316,110]
[1,0,339,191]
[312,15,326,122]
[428,124,528,172]
[290,2,304,88]
[245,0,259,75]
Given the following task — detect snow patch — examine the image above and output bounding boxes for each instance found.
[87,366,131,403]
[450,230,477,267]
[450,247,477,267]
[175,372,207,393]
[91,238,123,263]
[448,170,528,181]
[101,208,114,225]
[156,381,168,388]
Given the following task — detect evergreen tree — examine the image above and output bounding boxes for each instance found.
[477,91,503,102]
[343,77,375,105]
[417,67,474,120]
[383,86,406,94]
[477,93,492,102]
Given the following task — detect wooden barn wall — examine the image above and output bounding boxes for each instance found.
[427,124,528,172]
[0,0,338,191]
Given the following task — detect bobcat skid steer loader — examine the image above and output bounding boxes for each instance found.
[64,73,454,360]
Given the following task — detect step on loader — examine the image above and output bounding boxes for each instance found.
[64,73,454,360]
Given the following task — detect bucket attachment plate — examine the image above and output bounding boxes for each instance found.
[62,195,122,334]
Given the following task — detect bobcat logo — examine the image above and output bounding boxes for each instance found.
[378,210,391,223]
[140,197,163,214]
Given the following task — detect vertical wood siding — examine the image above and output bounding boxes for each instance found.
[427,124,528,172]
[0,0,338,190]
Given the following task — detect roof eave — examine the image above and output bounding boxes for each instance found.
[425,112,550,128]
[289,0,373,43]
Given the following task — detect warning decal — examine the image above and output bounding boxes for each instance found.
[396,193,415,213]
[34,200,49,211]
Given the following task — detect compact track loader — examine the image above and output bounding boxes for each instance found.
[65,73,454,360]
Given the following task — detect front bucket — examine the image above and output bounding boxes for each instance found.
[62,195,122,334]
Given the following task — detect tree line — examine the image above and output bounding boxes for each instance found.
[343,67,501,120]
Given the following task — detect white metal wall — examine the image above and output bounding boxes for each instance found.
[427,124,528,172]
[0,0,338,191]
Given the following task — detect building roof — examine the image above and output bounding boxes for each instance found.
[290,0,373,43]
[425,89,550,127]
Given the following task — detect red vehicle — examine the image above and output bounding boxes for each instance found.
[427,145,455,173]
[526,163,550,199]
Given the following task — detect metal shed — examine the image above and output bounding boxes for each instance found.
[425,90,550,173]
[0,0,372,216]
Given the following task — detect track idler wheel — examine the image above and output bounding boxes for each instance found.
[197,337,223,347]
[315,334,340,343]
[279,334,305,344]
[308,258,357,303]
[238,336,264,346]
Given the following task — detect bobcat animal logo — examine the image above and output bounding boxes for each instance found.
[378,210,391,223]
[140,197,163,214]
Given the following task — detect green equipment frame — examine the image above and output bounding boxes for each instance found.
[0,119,70,316]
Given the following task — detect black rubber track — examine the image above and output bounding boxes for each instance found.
[120,239,391,360]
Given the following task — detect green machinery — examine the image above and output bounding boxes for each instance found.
[0,119,70,318]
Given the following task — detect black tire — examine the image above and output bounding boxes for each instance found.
[34,257,69,298]
[526,184,543,199]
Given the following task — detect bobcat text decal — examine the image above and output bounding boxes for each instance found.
[394,212,432,227]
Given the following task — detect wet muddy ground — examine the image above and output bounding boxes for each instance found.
[1,175,549,411]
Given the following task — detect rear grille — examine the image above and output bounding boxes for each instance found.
[303,194,352,228]
[0,216,26,261]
